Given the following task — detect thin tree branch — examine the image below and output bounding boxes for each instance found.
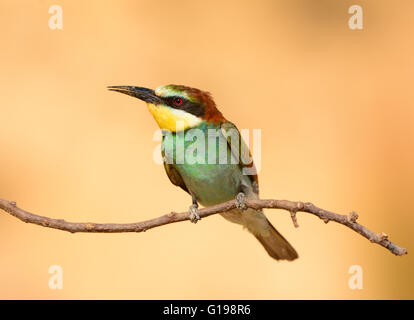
[0,197,407,256]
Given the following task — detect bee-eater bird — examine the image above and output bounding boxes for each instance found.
[108,84,298,261]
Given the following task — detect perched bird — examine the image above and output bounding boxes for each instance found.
[108,84,298,261]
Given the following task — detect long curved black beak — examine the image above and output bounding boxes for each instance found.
[107,86,163,104]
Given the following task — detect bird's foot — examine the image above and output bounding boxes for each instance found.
[236,192,247,210]
[189,204,201,224]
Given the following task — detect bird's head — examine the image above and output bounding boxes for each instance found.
[108,84,225,132]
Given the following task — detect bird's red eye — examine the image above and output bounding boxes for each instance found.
[174,97,183,106]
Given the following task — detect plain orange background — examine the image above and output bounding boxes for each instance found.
[0,0,412,299]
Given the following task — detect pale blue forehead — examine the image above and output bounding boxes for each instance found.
[155,85,191,100]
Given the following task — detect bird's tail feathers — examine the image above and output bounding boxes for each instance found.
[221,208,298,261]
[253,218,298,261]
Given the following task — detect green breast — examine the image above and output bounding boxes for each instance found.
[162,122,242,206]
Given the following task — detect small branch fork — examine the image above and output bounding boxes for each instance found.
[0,197,407,256]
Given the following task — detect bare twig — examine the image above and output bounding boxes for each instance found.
[0,197,407,256]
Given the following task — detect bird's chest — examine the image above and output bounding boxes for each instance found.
[178,162,241,205]
[161,130,242,206]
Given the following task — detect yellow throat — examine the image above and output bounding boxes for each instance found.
[146,103,202,132]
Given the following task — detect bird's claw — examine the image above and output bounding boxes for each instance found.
[236,192,247,210]
[189,204,201,224]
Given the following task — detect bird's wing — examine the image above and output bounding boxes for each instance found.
[162,155,190,195]
[220,121,259,195]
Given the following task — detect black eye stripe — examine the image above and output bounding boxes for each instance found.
[163,96,205,117]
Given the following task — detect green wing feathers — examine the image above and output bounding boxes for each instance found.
[220,121,259,194]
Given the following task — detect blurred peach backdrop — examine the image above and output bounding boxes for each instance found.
[0,0,413,299]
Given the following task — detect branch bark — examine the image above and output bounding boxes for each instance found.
[0,197,407,256]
